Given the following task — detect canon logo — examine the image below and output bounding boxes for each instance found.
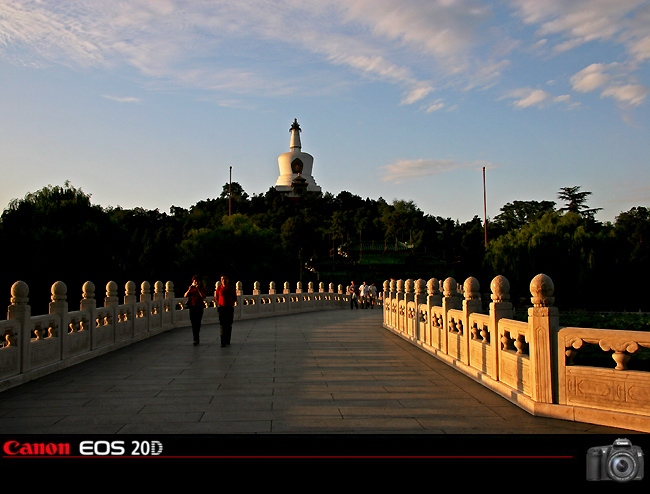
[3,440,71,456]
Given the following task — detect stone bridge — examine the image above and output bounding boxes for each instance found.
[0,275,648,434]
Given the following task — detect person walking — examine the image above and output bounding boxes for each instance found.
[369,283,377,309]
[214,274,237,347]
[184,275,206,345]
[348,281,359,309]
[360,281,369,309]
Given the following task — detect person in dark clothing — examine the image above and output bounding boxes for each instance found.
[348,281,359,309]
[184,275,206,345]
[214,274,237,347]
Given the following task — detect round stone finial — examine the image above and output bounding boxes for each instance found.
[383,280,390,292]
[154,281,164,294]
[284,281,290,290]
[427,278,439,296]
[254,281,261,291]
[125,281,136,296]
[165,281,174,293]
[141,281,151,293]
[106,281,118,297]
[530,274,555,307]
[463,277,480,300]
[443,277,458,297]
[236,281,243,291]
[82,281,96,300]
[490,275,510,302]
[404,279,414,294]
[396,279,404,293]
[415,279,426,295]
[269,281,276,290]
[51,281,67,302]
[10,281,29,305]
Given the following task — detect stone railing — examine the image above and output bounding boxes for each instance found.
[382,274,650,433]
[0,279,351,392]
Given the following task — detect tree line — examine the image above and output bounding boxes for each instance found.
[0,182,647,313]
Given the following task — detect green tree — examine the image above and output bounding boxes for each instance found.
[557,186,602,218]
[493,200,556,232]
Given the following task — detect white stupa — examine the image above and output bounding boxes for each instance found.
[274,119,321,195]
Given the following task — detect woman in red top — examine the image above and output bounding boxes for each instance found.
[184,275,206,345]
[214,274,237,347]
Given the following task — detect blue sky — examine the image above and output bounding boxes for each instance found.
[0,0,648,223]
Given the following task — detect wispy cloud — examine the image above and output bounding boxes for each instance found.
[502,87,574,109]
[570,62,648,107]
[381,158,492,183]
[0,0,647,111]
[102,95,141,103]
[601,84,649,107]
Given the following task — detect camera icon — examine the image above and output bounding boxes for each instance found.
[586,438,644,482]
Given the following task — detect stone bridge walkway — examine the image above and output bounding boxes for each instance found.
[0,309,634,434]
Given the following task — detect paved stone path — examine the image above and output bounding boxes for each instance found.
[0,309,634,434]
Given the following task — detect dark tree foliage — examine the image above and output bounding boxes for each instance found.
[557,186,602,219]
[492,200,556,234]
[1,181,648,312]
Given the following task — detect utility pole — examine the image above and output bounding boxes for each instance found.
[229,166,232,216]
[483,166,488,248]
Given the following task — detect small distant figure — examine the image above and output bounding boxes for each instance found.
[348,281,359,309]
[214,274,237,347]
[369,283,377,309]
[360,281,369,308]
[184,275,206,345]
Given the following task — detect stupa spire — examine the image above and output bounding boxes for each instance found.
[290,118,302,150]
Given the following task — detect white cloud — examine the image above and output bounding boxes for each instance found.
[102,95,141,103]
[401,84,435,105]
[381,158,491,183]
[570,63,612,92]
[510,0,647,53]
[504,87,573,109]
[424,99,445,113]
[601,84,649,106]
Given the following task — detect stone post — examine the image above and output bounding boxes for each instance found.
[414,279,427,340]
[105,281,119,307]
[153,281,164,301]
[140,281,151,302]
[307,282,314,293]
[49,281,67,361]
[296,281,303,294]
[441,277,461,354]
[403,279,414,337]
[527,274,559,404]
[462,277,482,365]
[124,281,137,305]
[283,282,290,295]
[81,281,96,335]
[269,281,276,295]
[489,275,513,380]
[165,281,175,325]
[328,283,334,294]
[8,281,31,373]
[253,281,261,295]
[382,280,390,326]
[235,281,243,296]
[81,281,96,311]
[396,279,405,334]
[319,282,325,293]
[337,284,343,295]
